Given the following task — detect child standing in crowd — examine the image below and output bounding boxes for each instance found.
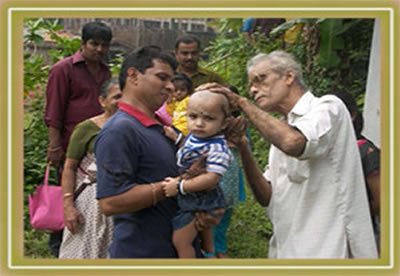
[213,86,247,258]
[162,90,233,258]
[60,78,121,259]
[212,147,246,258]
[167,73,193,136]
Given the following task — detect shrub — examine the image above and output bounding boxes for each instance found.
[23,18,72,258]
[227,188,273,258]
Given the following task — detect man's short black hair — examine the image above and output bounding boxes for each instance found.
[119,45,177,90]
[81,21,112,43]
[175,35,201,50]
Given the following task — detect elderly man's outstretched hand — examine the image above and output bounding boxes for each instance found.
[195,82,242,111]
[225,116,248,147]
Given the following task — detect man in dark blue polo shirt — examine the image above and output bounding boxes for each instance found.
[95,46,206,258]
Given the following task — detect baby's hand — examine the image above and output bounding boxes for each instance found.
[163,126,178,142]
[161,177,179,197]
[183,155,207,180]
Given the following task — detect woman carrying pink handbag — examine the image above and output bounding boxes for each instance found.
[59,78,121,259]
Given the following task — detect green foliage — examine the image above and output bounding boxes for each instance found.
[227,188,273,258]
[24,228,53,258]
[23,18,69,258]
[23,55,50,95]
[24,89,48,192]
[23,17,82,188]
[318,19,345,68]
[109,53,124,77]
[248,127,270,169]
[24,19,51,95]
[23,18,80,96]
[317,19,362,69]
[269,18,309,37]
[48,37,81,63]
[24,18,47,46]
[24,18,61,203]
[23,85,55,258]
[208,18,244,34]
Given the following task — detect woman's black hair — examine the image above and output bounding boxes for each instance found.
[100,77,119,97]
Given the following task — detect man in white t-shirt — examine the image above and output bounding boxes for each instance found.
[200,50,377,259]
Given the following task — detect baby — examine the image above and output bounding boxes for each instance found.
[162,90,233,258]
[167,73,193,135]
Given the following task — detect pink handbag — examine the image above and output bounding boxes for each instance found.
[28,164,64,231]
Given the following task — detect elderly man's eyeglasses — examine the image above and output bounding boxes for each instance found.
[248,70,274,88]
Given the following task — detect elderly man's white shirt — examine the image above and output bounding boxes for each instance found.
[264,92,377,258]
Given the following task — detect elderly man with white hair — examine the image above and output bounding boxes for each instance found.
[201,50,378,259]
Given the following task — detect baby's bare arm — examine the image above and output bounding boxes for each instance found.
[182,172,221,193]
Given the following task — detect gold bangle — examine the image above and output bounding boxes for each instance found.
[63,193,73,199]
[150,183,157,206]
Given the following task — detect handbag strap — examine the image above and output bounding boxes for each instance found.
[73,183,89,201]
[74,164,96,201]
[43,163,51,186]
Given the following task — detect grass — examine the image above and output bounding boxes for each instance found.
[24,228,54,258]
[226,186,273,258]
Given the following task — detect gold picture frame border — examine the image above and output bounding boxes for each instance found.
[1,1,398,275]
